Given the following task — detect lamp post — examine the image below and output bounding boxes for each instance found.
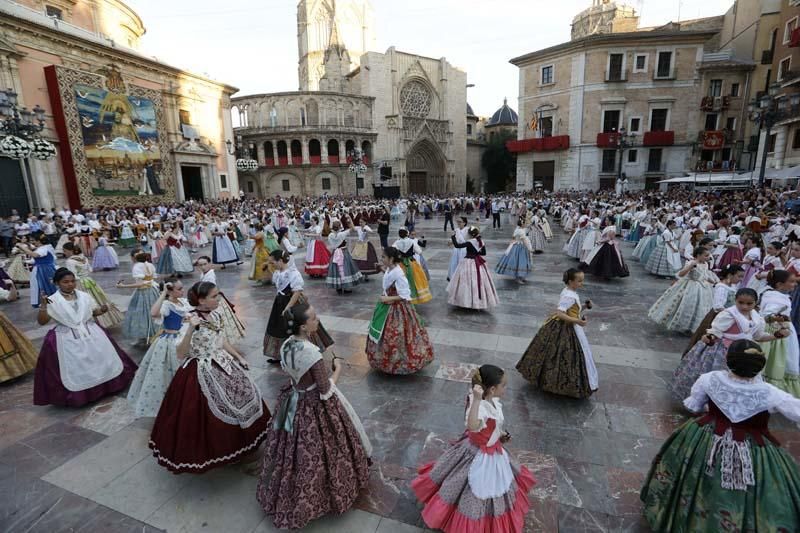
[348,148,367,198]
[225,136,258,172]
[747,83,796,189]
[0,88,56,160]
[614,127,636,193]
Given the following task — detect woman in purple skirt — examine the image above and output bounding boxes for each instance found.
[33,268,137,407]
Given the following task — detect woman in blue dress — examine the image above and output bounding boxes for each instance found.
[21,234,56,308]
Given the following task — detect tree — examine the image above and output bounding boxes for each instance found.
[481,129,516,193]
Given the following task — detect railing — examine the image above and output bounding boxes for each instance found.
[291,156,302,165]
[605,71,627,82]
[643,131,675,146]
[265,158,275,167]
[791,27,800,48]
[234,123,374,134]
[309,155,321,165]
[328,155,340,164]
[700,96,731,111]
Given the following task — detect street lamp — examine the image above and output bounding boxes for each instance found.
[225,136,258,171]
[614,127,636,193]
[0,88,55,160]
[347,148,367,197]
[749,82,783,189]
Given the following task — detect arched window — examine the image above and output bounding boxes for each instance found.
[327,139,340,164]
[264,141,274,166]
[361,140,372,164]
[345,139,356,156]
[277,140,288,166]
[270,106,278,127]
[231,105,241,128]
[291,140,302,165]
[309,139,321,164]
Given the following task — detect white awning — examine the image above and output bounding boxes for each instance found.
[658,174,755,184]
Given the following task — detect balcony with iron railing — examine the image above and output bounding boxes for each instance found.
[791,27,800,48]
[700,95,731,111]
[605,70,627,83]
[642,131,675,146]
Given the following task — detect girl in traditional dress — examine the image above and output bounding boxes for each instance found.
[683,264,743,355]
[118,218,136,247]
[6,236,30,285]
[366,246,434,374]
[394,228,433,305]
[63,243,123,329]
[304,216,331,278]
[538,208,553,241]
[447,217,469,282]
[248,224,271,285]
[326,218,363,293]
[447,226,498,310]
[118,252,160,344]
[641,339,800,533]
[33,268,137,407]
[759,269,800,398]
[351,219,380,278]
[210,218,241,269]
[149,281,270,474]
[716,226,744,270]
[648,246,715,334]
[156,225,193,278]
[579,216,600,263]
[411,365,536,532]
[91,235,119,271]
[580,220,629,279]
[645,220,681,277]
[126,280,193,418]
[257,302,370,529]
[516,268,598,398]
[410,230,430,281]
[195,255,245,343]
[668,287,780,401]
[22,234,57,308]
[738,235,762,287]
[528,212,547,253]
[263,250,334,364]
[0,306,36,383]
[287,217,304,248]
[747,240,784,296]
[632,222,658,263]
[495,217,533,284]
[564,214,588,259]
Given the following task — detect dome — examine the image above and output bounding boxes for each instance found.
[486,98,517,127]
[466,102,476,117]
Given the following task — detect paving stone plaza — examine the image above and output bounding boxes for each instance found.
[1,215,797,532]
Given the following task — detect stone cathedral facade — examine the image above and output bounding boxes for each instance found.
[232,0,467,197]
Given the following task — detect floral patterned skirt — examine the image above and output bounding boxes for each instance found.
[641,420,800,532]
[365,300,434,374]
[668,339,729,402]
[411,435,535,533]
[256,386,370,530]
[516,318,595,399]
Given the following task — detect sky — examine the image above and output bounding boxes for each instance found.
[126,0,735,117]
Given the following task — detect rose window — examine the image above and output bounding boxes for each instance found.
[400,81,432,118]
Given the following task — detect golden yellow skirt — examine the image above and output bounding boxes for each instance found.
[0,311,37,383]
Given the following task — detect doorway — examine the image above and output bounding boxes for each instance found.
[532,160,555,191]
[408,171,427,194]
[181,166,204,201]
[0,158,30,216]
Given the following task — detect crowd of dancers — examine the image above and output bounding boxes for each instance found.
[0,188,798,531]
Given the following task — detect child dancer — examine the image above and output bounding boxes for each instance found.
[641,339,800,532]
[683,264,742,355]
[22,235,57,308]
[495,218,533,284]
[447,217,469,282]
[411,365,536,532]
[648,246,715,334]
[580,219,629,279]
[326,218,363,293]
[748,240,784,296]
[63,243,123,329]
[516,268,598,398]
[366,246,434,374]
[394,228,433,305]
[117,252,160,344]
[759,269,800,398]
[91,234,119,271]
[738,235,762,288]
[447,226,498,310]
[126,280,193,418]
[195,255,245,343]
[304,216,331,278]
[669,287,780,401]
[645,220,681,277]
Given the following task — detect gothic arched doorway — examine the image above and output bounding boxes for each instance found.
[406,139,446,194]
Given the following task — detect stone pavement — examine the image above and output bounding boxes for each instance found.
[1,215,798,532]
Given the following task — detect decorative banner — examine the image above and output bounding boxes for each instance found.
[702,130,725,150]
[45,65,176,209]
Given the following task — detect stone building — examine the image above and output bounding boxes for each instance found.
[756,0,800,174]
[233,0,468,197]
[0,0,239,214]
[466,103,487,192]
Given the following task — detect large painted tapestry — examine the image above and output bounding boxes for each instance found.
[45,65,176,209]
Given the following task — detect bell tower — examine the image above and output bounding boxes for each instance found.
[297,0,375,91]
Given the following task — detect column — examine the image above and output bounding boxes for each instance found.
[286,139,293,166]
[321,138,329,160]
[255,141,265,166]
[272,142,279,164]
[302,136,310,164]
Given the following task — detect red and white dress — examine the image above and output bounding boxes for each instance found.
[411,396,535,532]
[304,223,331,278]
